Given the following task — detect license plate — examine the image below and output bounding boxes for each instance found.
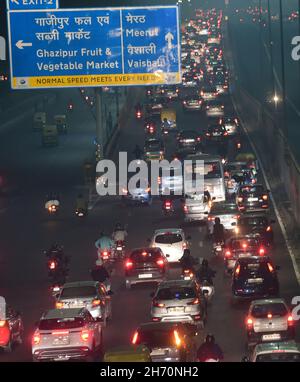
[168,307,185,313]
[262,333,281,341]
[52,336,70,346]
[248,197,258,202]
[247,278,263,284]
[117,246,122,250]
[138,274,152,279]
[239,253,253,258]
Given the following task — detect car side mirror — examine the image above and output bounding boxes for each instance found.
[275,265,281,271]
[150,292,155,298]
[231,222,236,226]
[242,356,249,362]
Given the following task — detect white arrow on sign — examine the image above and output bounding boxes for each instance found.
[16,40,32,49]
[11,0,20,5]
[165,32,174,50]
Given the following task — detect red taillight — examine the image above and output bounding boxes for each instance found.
[183,205,188,212]
[55,301,63,309]
[238,197,243,203]
[92,299,101,307]
[153,300,165,308]
[32,332,41,345]
[235,264,241,276]
[223,131,228,136]
[81,330,90,342]
[262,194,268,201]
[242,243,248,250]
[102,251,109,259]
[225,250,231,258]
[156,259,165,267]
[0,320,7,328]
[259,247,265,256]
[132,331,139,345]
[288,315,293,326]
[49,260,57,270]
[246,317,253,329]
[267,263,274,272]
[174,330,182,347]
[266,226,272,232]
[125,260,133,269]
[267,313,272,319]
[197,137,201,141]
[188,298,200,305]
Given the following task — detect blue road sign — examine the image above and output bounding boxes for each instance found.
[7,6,181,89]
[7,0,59,11]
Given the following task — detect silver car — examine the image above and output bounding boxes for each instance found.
[55,281,112,327]
[32,308,102,362]
[246,299,295,347]
[246,341,300,362]
[150,280,207,327]
[184,193,211,222]
[207,201,240,234]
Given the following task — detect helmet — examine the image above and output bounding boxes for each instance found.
[115,223,122,230]
[214,217,221,224]
[202,259,208,267]
[96,259,103,266]
[99,232,104,237]
[183,249,191,256]
[205,334,215,344]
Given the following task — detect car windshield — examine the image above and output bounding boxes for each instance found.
[157,287,196,300]
[251,303,288,318]
[137,328,178,348]
[39,317,84,330]
[241,186,264,194]
[130,249,162,263]
[256,353,300,362]
[60,286,96,299]
[211,204,237,213]
[155,233,183,244]
[240,217,268,226]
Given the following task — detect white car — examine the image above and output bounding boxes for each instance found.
[183,193,211,222]
[150,228,190,263]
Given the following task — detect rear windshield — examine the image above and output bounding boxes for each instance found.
[211,204,237,213]
[156,287,196,300]
[137,329,178,348]
[239,262,270,277]
[256,353,300,362]
[241,186,264,194]
[240,217,268,226]
[251,303,288,318]
[231,238,259,250]
[39,317,84,330]
[155,233,183,244]
[61,286,96,299]
[130,250,162,263]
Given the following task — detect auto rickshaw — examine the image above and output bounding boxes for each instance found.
[160,107,177,135]
[103,345,151,362]
[33,111,46,131]
[54,114,68,134]
[42,124,58,147]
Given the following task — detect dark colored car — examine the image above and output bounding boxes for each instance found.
[131,322,198,362]
[237,184,270,212]
[124,248,168,289]
[177,130,202,150]
[145,97,167,117]
[182,94,204,111]
[232,256,280,302]
[235,212,275,247]
[205,124,228,142]
[224,235,267,274]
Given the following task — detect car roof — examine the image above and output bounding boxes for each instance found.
[43,308,86,320]
[157,279,195,288]
[239,212,269,219]
[154,228,184,235]
[62,281,98,288]
[250,298,286,307]
[138,321,187,331]
[130,247,162,255]
[210,202,238,211]
[236,256,271,264]
[254,341,300,354]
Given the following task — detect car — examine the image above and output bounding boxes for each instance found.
[234,212,275,247]
[245,299,295,347]
[124,248,168,289]
[237,184,270,212]
[207,201,240,234]
[205,123,228,142]
[205,100,225,118]
[177,130,202,150]
[160,85,180,100]
[149,228,190,263]
[182,94,204,111]
[150,280,207,326]
[232,256,280,302]
[181,73,199,88]
[200,85,218,101]
[131,322,198,362]
[245,341,300,362]
[224,235,266,274]
[32,308,102,362]
[183,192,211,222]
[122,178,152,206]
[0,298,23,352]
[145,97,166,116]
[219,117,240,136]
[144,138,165,161]
[55,281,112,326]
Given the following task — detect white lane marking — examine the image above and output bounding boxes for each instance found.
[198,226,203,233]
[232,98,300,285]
[199,241,203,248]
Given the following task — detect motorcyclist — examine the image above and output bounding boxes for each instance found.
[204,189,211,204]
[135,102,142,112]
[196,259,216,285]
[162,117,171,130]
[179,249,197,271]
[197,334,224,362]
[46,244,69,270]
[90,260,110,283]
[45,193,60,211]
[112,223,127,243]
[213,217,225,244]
[132,144,143,160]
[95,232,114,251]
[76,193,88,212]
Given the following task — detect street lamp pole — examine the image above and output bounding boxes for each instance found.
[267,0,276,109]
[279,0,287,140]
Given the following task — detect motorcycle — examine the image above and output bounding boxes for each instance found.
[98,248,115,264]
[145,123,156,136]
[114,240,125,259]
[162,199,174,215]
[67,103,73,112]
[181,268,195,281]
[213,241,224,256]
[135,109,142,119]
[75,208,87,218]
[199,278,215,303]
[47,203,59,215]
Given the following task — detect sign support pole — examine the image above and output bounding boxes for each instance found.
[96,87,104,161]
